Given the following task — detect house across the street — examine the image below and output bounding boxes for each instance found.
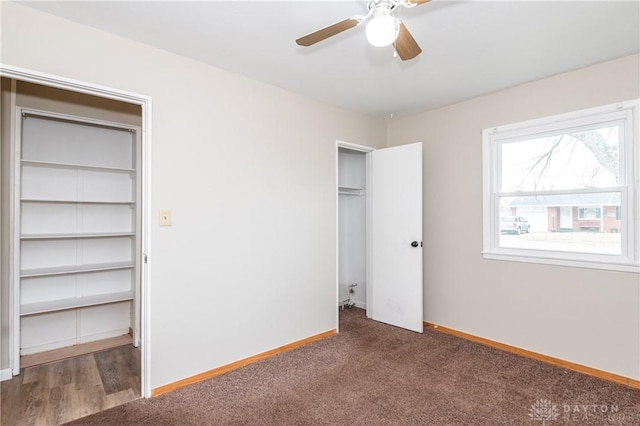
[508,193,621,233]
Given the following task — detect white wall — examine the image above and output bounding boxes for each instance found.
[0,3,386,388]
[387,54,640,380]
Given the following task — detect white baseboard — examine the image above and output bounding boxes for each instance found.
[1,368,13,382]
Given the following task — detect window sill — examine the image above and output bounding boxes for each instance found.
[482,251,640,273]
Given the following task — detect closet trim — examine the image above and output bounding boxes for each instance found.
[0,64,153,398]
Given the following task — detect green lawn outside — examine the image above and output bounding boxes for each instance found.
[500,231,621,254]
[522,232,621,248]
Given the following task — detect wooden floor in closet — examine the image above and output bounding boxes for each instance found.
[1,344,141,426]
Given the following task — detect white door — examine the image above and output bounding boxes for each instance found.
[560,207,573,229]
[370,142,423,333]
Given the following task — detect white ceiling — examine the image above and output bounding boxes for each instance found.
[20,0,640,119]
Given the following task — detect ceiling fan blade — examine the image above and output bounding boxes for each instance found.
[405,0,432,5]
[296,18,360,47]
[394,22,422,61]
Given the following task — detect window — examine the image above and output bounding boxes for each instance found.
[578,207,601,220]
[482,100,639,272]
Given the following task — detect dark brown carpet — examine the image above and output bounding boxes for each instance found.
[66,308,640,425]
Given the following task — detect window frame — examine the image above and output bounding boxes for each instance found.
[482,100,639,273]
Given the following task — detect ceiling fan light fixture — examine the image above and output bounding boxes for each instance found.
[296,0,426,61]
[365,15,398,47]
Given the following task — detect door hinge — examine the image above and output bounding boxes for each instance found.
[143,254,148,264]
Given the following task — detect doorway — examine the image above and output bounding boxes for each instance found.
[336,140,424,334]
[337,144,371,313]
[0,67,151,423]
[560,206,573,230]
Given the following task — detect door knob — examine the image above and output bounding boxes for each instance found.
[411,241,419,247]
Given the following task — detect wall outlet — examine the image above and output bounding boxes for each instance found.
[159,209,172,227]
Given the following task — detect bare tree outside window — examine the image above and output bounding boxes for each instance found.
[501,125,619,193]
[483,101,638,271]
[498,125,623,255]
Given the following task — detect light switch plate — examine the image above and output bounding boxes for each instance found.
[159,209,172,227]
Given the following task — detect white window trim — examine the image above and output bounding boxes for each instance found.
[482,100,639,273]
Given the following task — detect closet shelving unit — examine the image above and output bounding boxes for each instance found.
[16,109,140,356]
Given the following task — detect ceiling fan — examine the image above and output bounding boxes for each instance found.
[295,0,431,61]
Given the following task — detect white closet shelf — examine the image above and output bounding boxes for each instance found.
[17,111,140,355]
[21,261,135,278]
[21,232,135,240]
[21,198,135,205]
[21,159,135,173]
[20,291,134,316]
[338,186,365,196]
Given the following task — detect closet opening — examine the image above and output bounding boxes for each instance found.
[337,142,373,325]
[1,75,149,425]
[336,140,424,334]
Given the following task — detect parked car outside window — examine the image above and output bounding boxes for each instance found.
[500,216,530,234]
